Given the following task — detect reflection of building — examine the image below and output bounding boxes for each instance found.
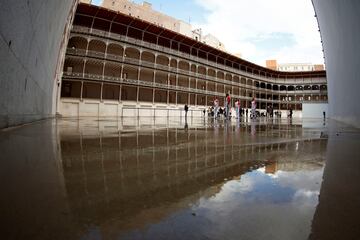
[266,60,325,72]
[265,161,324,174]
[59,120,327,236]
[59,3,328,117]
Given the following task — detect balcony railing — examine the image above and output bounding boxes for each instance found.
[62,72,327,104]
[71,26,327,85]
[66,48,327,96]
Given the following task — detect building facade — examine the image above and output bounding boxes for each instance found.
[101,0,193,38]
[266,59,325,72]
[59,3,328,117]
[202,34,226,52]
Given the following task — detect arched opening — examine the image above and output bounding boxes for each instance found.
[190,64,197,73]
[156,55,169,66]
[141,51,155,63]
[208,68,216,77]
[170,59,177,68]
[312,85,320,90]
[233,76,240,84]
[225,73,232,81]
[88,39,106,55]
[107,43,124,58]
[198,66,206,76]
[304,85,311,90]
[178,60,190,71]
[125,47,140,60]
[68,36,87,51]
[217,71,224,80]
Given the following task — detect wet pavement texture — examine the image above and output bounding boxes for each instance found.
[1,117,359,240]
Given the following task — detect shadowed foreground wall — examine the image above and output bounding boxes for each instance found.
[0,0,77,128]
[312,0,360,127]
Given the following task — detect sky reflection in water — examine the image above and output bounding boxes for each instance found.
[120,164,324,240]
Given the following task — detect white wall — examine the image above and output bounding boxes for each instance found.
[59,99,204,118]
[313,0,360,127]
[0,0,77,128]
[303,103,328,119]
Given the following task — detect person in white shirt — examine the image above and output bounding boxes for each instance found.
[213,97,219,119]
[235,99,240,119]
[251,97,256,119]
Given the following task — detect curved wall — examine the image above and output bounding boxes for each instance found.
[0,0,77,128]
[313,0,360,127]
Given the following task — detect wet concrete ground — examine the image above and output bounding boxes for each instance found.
[0,117,359,239]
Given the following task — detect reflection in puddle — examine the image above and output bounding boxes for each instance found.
[59,119,327,240]
[119,164,324,240]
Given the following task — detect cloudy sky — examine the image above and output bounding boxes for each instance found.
[92,0,324,67]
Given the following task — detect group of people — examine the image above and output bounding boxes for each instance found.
[211,95,258,120]
[187,94,300,120]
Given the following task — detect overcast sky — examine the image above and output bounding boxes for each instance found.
[92,0,324,67]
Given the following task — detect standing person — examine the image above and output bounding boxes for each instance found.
[251,97,256,119]
[235,99,240,119]
[214,97,219,119]
[184,104,189,119]
[323,111,326,120]
[225,93,231,119]
[289,108,293,119]
[224,95,227,118]
[246,109,248,118]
